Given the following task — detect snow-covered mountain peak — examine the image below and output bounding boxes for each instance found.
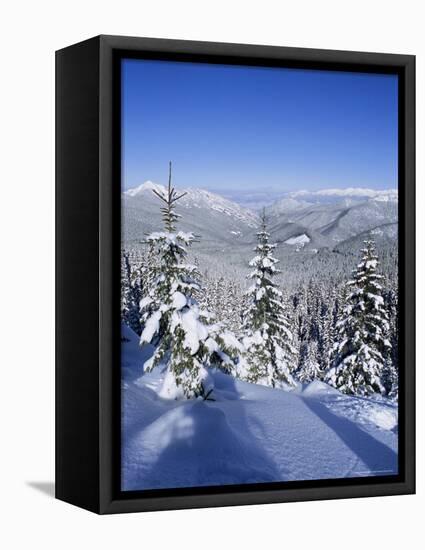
[124,181,259,228]
[124,180,166,197]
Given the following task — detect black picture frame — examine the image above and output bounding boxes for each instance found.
[56,35,415,514]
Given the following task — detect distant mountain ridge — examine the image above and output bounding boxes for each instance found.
[124,180,259,228]
[122,181,398,281]
[122,181,259,256]
[269,188,397,214]
[289,187,398,200]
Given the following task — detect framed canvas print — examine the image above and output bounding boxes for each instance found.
[56,35,415,514]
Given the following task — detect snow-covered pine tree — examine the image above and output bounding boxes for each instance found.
[330,285,344,344]
[317,287,333,372]
[297,341,322,382]
[198,273,245,335]
[387,287,399,371]
[382,287,399,399]
[290,287,308,371]
[382,360,398,400]
[242,209,296,388]
[139,162,235,399]
[326,240,391,396]
[281,289,300,374]
[306,280,320,343]
[139,242,158,305]
[222,279,242,332]
[121,251,143,335]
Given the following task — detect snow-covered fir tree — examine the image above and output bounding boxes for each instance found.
[139,242,159,304]
[326,240,391,396]
[199,275,245,334]
[290,287,308,371]
[242,209,296,388]
[139,162,236,399]
[382,287,399,399]
[297,341,322,382]
[316,289,332,372]
[382,360,398,400]
[121,251,142,335]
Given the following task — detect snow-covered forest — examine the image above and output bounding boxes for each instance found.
[121,164,399,490]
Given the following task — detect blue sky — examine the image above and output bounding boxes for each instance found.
[122,59,398,196]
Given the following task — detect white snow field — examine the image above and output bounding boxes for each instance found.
[121,326,398,491]
[284,233,311,246]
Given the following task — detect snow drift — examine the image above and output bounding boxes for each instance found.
[121,328,398,491]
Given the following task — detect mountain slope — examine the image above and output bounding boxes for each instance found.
[123,181,258,246]
[122,182,398,285]
[267,196,398,246]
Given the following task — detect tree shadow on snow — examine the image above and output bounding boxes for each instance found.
[302,398,398,477]
[124,375,284,491]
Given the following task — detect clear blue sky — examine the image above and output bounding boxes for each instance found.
[122,59,398,195]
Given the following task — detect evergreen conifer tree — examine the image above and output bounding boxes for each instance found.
[242,210,296,388]
[326,240,391,396]
[291,287,308,371]
[384,287,399,398]
[121,251,142,335]
[139,162,235,399]
[297,341,322,382]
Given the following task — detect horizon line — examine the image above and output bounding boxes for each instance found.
[124,180,398,195]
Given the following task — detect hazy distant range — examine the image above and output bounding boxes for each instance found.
[122,182,398,288]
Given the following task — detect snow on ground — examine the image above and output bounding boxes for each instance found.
[121,323,155,378]
[121,327,398,491]
[285,233,311,246]
[284,233,311,251]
